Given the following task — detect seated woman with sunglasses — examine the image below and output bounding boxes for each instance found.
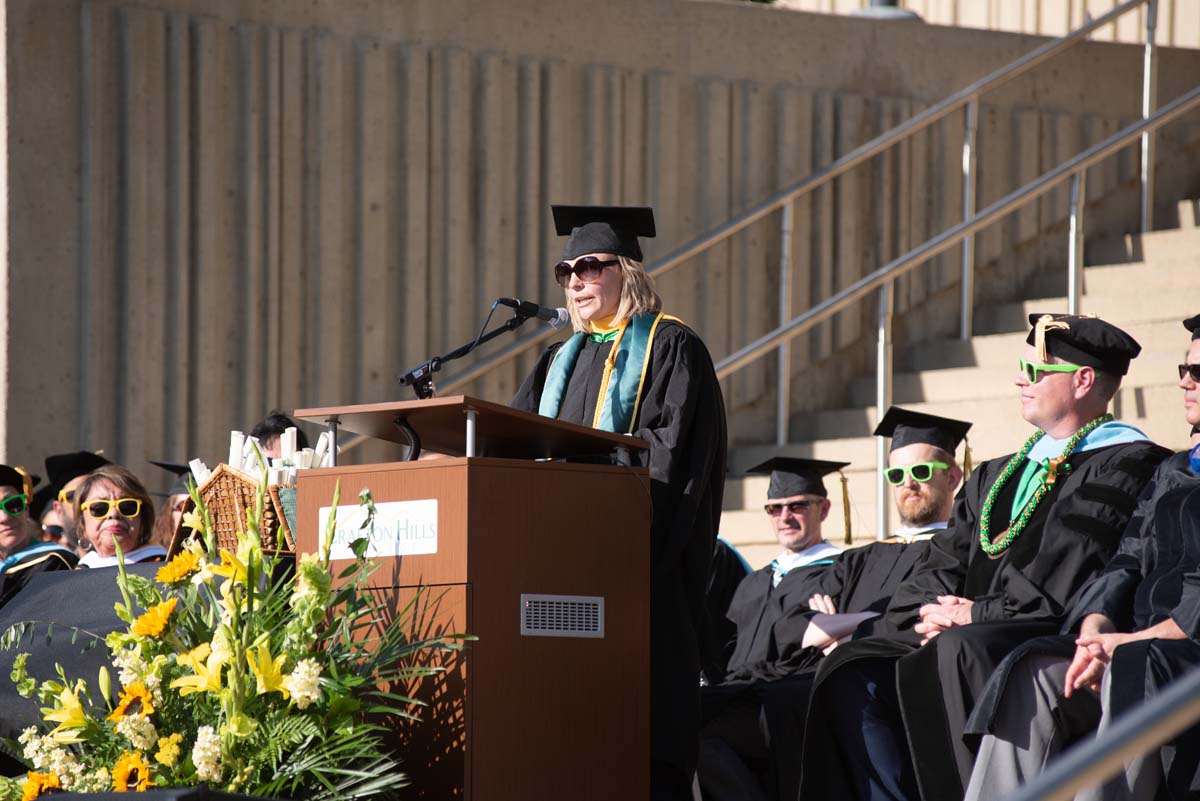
[0,464,78,606]
[511,205,727,799]
[75,466,167,568]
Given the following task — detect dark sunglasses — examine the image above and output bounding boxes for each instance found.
[82,498,142,520]
[42,524,65,538]
[1178,363,1200,382]
[764,499,823,517]
[884,462,949,486]
[0,494,28,516]
[553,257,619,288]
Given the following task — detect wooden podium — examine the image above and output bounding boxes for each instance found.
[293,397,651,800]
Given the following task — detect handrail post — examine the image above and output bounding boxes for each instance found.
[1068,171,1086,314]
[1140,0,1159,232]
[959,96,979,341]
[875,280,894,541]
[776,201,795,446]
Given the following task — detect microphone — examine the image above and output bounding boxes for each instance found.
[497,297,570,329]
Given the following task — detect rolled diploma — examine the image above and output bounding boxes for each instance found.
[189,459,211,486]
[281,427,297,460]
[228,432,244,468]
[313,432,330,467]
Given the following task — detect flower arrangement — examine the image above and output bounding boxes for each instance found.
[0,474,463,800]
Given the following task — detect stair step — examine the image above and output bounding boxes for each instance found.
[900,319,1185,371]
[974,291,1198,336]
[1026,259,1200,299]
[848,351,1181,406]
[1088,214,1200,264]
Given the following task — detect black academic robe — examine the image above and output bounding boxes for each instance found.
[699,536,933,801]
[967,457,1200,798]
[0,541,78,608]
[799,439,1170,801]
[511,319,727,786]
[702,539,751,685]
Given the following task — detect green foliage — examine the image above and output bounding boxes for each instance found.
[1,480,465,800]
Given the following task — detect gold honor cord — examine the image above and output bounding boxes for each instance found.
[839,469,852,545]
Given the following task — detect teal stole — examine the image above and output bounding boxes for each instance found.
[537,311,671,433]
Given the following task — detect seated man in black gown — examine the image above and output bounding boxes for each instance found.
[963,312,1200,801]
[0,464,77,606]
[798,314,1171,801]
[699,411,969,801]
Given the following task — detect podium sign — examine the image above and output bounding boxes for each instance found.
[293,399,651,800]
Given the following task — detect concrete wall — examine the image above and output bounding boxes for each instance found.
[5,0,1200,480]
[786,0,1200,49]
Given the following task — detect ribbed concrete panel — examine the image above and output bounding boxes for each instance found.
[10,0,1200,476]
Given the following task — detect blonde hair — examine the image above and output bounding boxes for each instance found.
[564,255,663,334]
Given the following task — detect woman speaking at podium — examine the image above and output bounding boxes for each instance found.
[512,205,728,800]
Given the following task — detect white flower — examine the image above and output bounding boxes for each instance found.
[193,725,223,782]
[285,658,322,709]
[116,715,158,751]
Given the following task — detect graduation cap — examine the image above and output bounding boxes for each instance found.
[874,407,972,454]
[1183,314,1200,341]
[747,457,849,500]
[1025,313,1141,376]
[0,465,35,511]
[29,485,55,521]
[552,205,656,262]
[44,451,110,494]
[149,459,192,498]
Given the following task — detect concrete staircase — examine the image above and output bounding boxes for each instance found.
[722,200,1200,569]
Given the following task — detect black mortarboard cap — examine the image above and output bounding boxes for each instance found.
[1183,314,1200,342]
[873,406,973,454]
[0,465,34,510]
[552,205,656,262]
[29,485,54,520]
[149,459,192,497]
[1025,313,1141,376]
[44,451,110,494]
[747,457,849,499]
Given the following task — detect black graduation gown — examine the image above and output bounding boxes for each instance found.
[698,537,933,801]
[511,319,728,783]
[967,457,1200,798]
[799,439,1170,801]
[702,539,751,685]
[0,542,78,608]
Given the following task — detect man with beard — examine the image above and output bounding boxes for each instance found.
[798,313,1171,801]
[962,312,1200,801]
[44,450,109,554]
[700,410,970,801]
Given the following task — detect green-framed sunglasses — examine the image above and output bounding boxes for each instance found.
[884,462,949,486]
[1018,358,1082,384]
[0,493,29,516]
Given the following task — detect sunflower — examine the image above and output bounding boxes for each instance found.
[112,751,155,792]
[155,550,200,583]
[107,681,155,721]
[130,597,178,637]
[21,771,61,800]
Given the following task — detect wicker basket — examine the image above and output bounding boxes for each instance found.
[166,464,295,557]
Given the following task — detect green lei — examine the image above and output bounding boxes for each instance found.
[978,414,1113,557]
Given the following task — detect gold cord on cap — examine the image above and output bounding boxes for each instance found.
[962,435,973,479]
[839,469,852,545]
[1034,314,1070,363]
[14,466,31,507]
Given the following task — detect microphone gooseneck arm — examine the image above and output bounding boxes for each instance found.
[397,298,560,400]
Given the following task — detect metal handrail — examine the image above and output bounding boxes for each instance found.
[714,84,1200,379]
[436,0,1154,396]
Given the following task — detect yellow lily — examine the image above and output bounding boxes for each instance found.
[41,686,88,744]
[169,642,226,697]
[209,548,248,586]
[246,641,290,699]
